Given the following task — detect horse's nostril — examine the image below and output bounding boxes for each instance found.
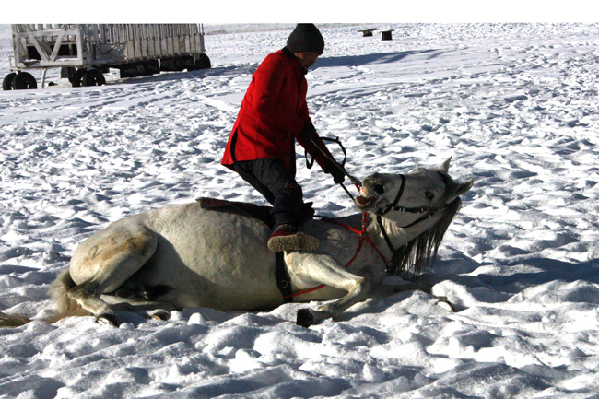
[374,184,384,195]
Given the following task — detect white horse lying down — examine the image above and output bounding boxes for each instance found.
[1,159,472,328]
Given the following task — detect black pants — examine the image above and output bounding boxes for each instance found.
[233,159,304,229]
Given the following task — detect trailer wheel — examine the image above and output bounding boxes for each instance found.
[12,72,37,89]
[192,53,211,70]
[82,69,106,87]
[70,68,87,88]
[3,73,16,90]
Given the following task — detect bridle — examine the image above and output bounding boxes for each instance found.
[311,135,454,236]
[364,171,451,257]
[306,136,452,225]
[289,174,453,300]
[374,171,452,229]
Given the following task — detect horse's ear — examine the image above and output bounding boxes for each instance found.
[454,179,474,196]
[439,158,452,173]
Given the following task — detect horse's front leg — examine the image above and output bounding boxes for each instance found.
[286,253,372,328]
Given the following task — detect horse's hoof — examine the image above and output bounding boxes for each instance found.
[435,297,455,312]
[96,312,121,326]
[297,309,314,328]
[150,310,171,321]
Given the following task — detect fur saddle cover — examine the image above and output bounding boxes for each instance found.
[196,197,315,230]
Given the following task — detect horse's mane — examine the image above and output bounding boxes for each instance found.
[387,196,462,279]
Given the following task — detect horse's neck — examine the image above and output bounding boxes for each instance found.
[365,213,426,258]
[324,212,433,260]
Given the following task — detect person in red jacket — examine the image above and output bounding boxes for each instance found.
[222,24,345,253]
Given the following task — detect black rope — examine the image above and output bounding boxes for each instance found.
[377,214,395,254]
[305,136,347,170]
[376,175,406,216]
[305,136,361,187]
[340,182,355,201]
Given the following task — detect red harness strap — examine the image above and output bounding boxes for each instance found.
[289,212,388,299]
[322,212,388,266]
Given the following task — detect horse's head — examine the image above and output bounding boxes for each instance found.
[355,158,473,278]
[355,158,473,218]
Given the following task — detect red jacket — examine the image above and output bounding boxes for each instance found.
[221,50,334,176]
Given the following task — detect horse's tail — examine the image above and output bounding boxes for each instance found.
[50,268,79,313]
[1,269,89,329]
[0,311,31,328]
[43,269,91,323]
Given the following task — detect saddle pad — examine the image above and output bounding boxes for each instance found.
[197,197,276,229]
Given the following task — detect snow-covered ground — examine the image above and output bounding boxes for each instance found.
[2,23,599,398]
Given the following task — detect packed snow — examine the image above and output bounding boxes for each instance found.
[2,23,599,398]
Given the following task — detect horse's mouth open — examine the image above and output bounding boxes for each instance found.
[356,195,373,206]
[355,186,375,208]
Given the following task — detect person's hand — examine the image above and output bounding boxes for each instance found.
[329,163,346,184]
[300,121,317,142]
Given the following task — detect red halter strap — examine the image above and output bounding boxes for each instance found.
[290,212,388,299]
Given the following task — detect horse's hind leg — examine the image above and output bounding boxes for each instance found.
[97,296,178,325]
[71,297,176,326]
[67,222,158,323]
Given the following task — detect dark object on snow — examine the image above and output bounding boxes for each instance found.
[359,29,376,37]
[381,30,394,41]
[3,72,37,90]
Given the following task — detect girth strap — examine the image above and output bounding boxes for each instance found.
[275,252,293,302]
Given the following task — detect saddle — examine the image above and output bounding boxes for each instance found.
[196,197,315,231]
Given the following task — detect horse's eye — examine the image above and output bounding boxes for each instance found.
[373,184,385,195]
[426,192,435,201]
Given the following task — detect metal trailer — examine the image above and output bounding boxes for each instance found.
[3,24,211,90]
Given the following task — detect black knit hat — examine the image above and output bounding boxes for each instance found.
[287,24,324,54]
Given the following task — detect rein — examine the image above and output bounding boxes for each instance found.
[306,136,362,187]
